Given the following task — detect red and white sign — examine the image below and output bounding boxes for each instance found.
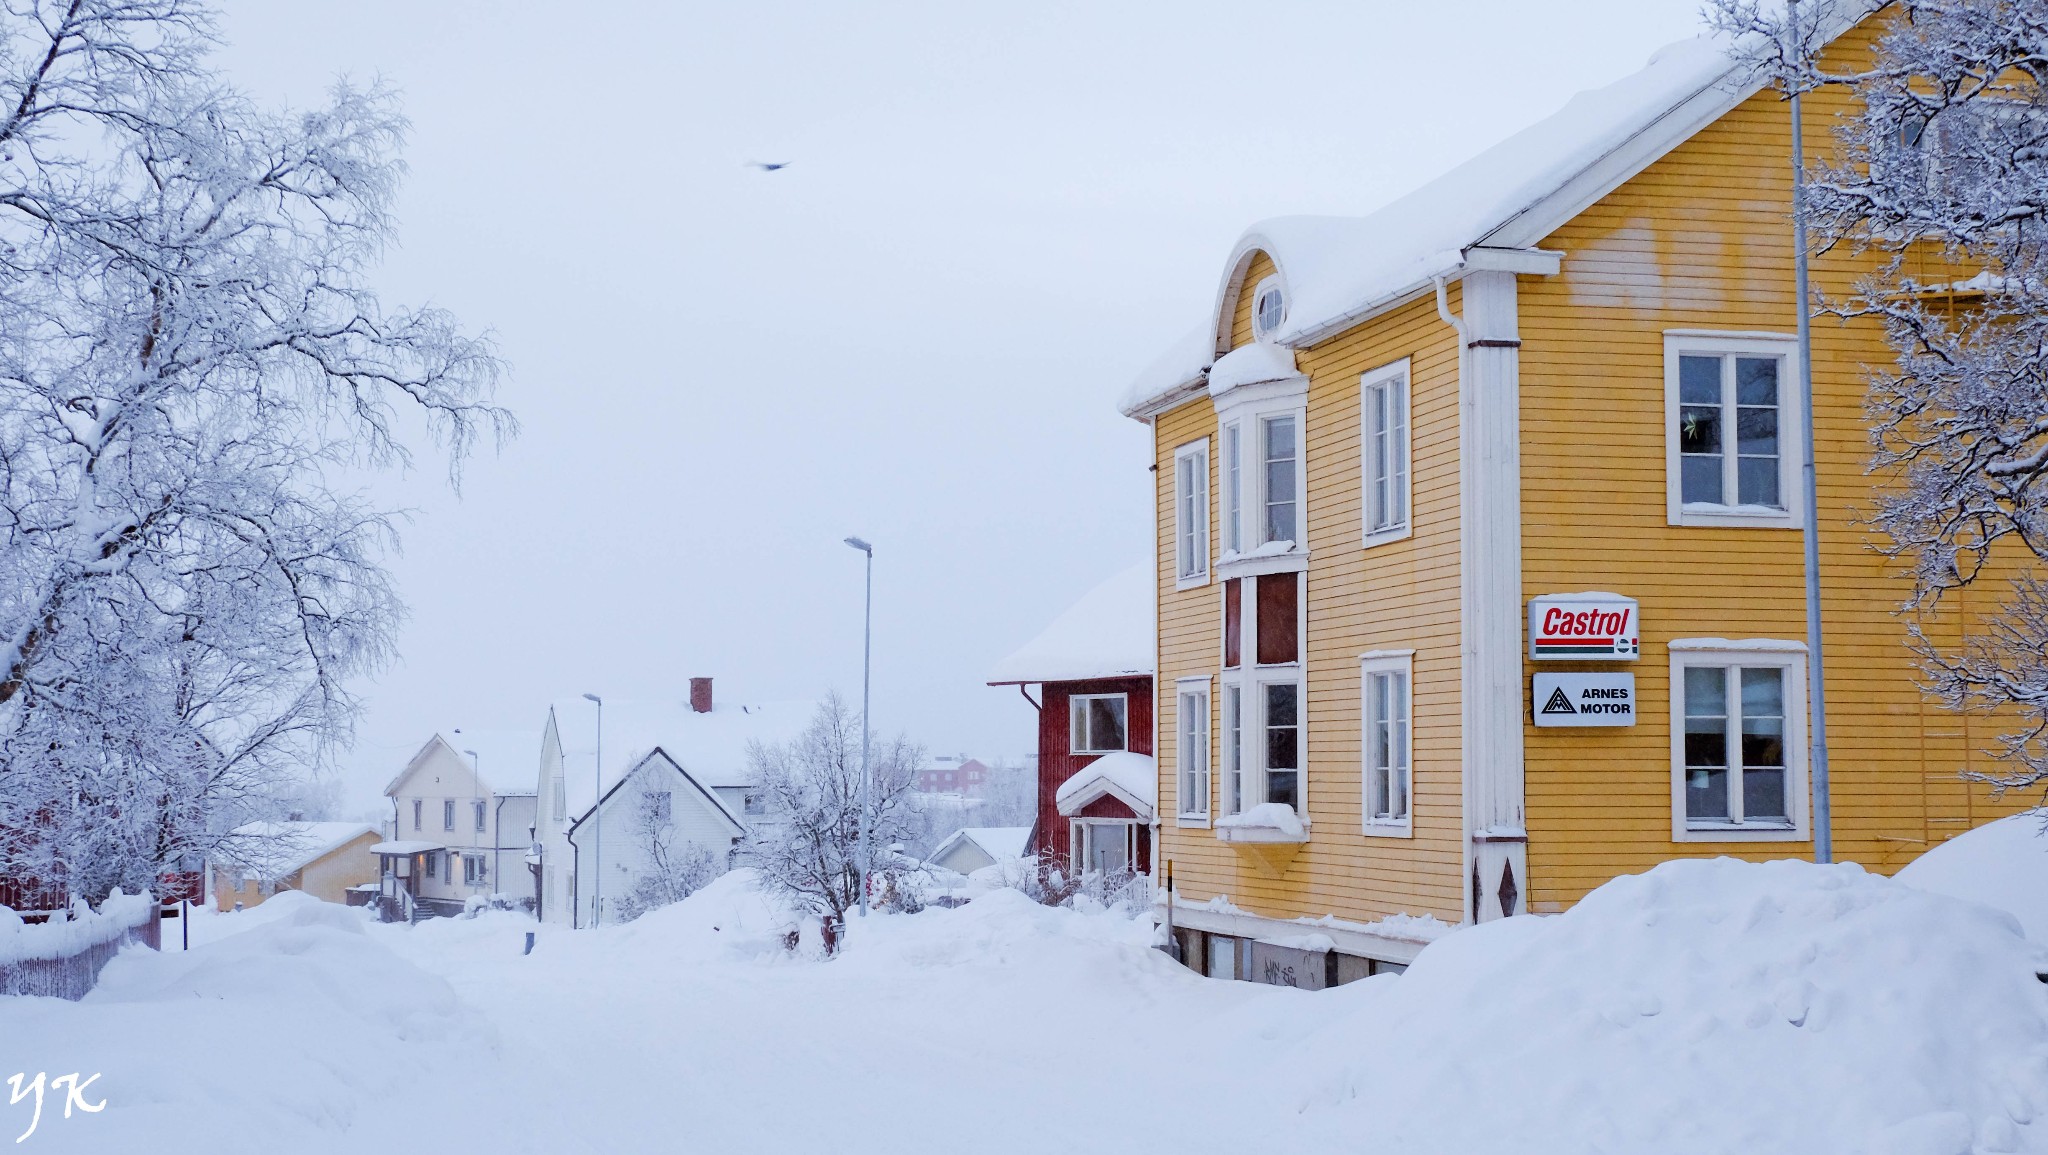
[1528,593,1639,661]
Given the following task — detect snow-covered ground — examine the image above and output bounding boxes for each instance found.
[4,855,2048,1154]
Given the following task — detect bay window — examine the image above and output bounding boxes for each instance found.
[1262,682,1299,810]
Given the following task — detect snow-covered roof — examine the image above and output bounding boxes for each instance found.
[369,840,444,856]
[216,821,377,880]
[1053,752,1157,822]
[931,827,1032,865]
[1119,10,1873,418]
[550,696,816,823]
[988,564,1154,685]
[383,728,544,798]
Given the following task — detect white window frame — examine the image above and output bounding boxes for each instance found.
[1069,693,1130,755]
[1668,639,1809,843]
[1213,378,1308,568]
[1174,438,1210,589]
[473,799,487,833]
[1359,650,1414,836]
[1176,676,1212,825]
[1222,422,1243,555]
[1663,331,1804,529]
[1360,359,1413,547]
[1071,819,1138,875]
[443,799,456,832]
[1219,681,1244,817]
[1255,671,1306,817]
[1251,274,1285,341]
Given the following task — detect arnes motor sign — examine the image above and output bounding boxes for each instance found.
[1528,593,1640,661]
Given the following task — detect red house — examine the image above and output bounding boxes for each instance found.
[988,564,1155,876]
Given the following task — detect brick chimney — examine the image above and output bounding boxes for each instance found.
[689,677,713,714]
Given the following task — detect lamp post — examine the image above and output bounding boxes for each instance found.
[581,693,603,925]
[843,536,873,919]
[1786,0,1833,864]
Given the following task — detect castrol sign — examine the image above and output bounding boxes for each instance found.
[1528,593,1639,661]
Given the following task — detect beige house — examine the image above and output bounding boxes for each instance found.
[211,821,381,910]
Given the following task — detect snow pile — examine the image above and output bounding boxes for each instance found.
[1898,812,2048,941]
[1216,801,1306,839]
[1,891,555,1154]
[1298,858,2048,1153]
[1206,341,1300,396]
[987,563,1154,684]
[0,889,154,967]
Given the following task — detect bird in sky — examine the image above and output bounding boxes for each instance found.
[747,161,791,172]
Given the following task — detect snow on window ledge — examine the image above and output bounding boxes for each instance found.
[1215,802,1309,844]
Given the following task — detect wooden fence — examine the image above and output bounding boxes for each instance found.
[0,897,161,1000]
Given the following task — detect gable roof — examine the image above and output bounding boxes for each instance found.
[1053,752,1157,822]
[1119,6,1877,419]
[216,821,378,881]
[988,563,1155,685]
[548,696,815,825]
[930,826,1032,866]
[566,747,746,838]
[384,729,543,799]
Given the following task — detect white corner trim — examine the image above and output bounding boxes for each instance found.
[1666,637,1809,653]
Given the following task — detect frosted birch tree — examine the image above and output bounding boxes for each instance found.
[0,0,507,901]
[742,693,920,950]
[1709,0,2048,793]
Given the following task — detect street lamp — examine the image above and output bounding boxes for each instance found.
[843,536,873,920]
[581,692,603,926]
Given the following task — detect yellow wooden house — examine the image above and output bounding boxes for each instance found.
[1123,6,2031,983]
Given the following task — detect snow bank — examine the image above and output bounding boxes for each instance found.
[0,889,154,967]
[1898,812,2048,941]
[1297,858,2048,1153]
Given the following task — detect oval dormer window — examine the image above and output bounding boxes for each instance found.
[1252,276,1285,340]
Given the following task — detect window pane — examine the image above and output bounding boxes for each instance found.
[1223,685,1241,815]
[1681,454,1723,505]
[1679,355,1721,404]
[1256,572,1298,665]
[1266,770,1298,810]
[1735,358,1779,406]
[1744,767,1787,822]
[1391,377,1409,524]
[1366,673,1389,818]
[1223,578,1242,668]
[1679,404,1721,455]
[1091,697,1127,751]
[1737,457,1779,507]
[1224,425,1241,552]
[1265,682,1297,734]
[1264,416,1297,544]
[1684,667,1729,821]
[1737,403,1778,457]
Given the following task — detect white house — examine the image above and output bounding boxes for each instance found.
[382,729,541,917]
[928,827,1032,875]
[532,678,812,927]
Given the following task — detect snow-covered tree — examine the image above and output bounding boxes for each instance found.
[1711,0,2048,792]
[742,693,920,950]
[614,790,720,922]
[0,1,506,901]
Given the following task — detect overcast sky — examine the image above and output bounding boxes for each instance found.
[211,0,1711,816]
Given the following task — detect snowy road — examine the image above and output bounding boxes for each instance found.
[6,860,2048,1154]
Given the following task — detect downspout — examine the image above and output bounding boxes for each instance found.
[564,822,582,930]
[1433,273,1475,929]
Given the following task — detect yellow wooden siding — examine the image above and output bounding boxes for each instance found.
[1515,14,2029,909]
[1228,252,1277,350]
[1156,291,1466,925]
